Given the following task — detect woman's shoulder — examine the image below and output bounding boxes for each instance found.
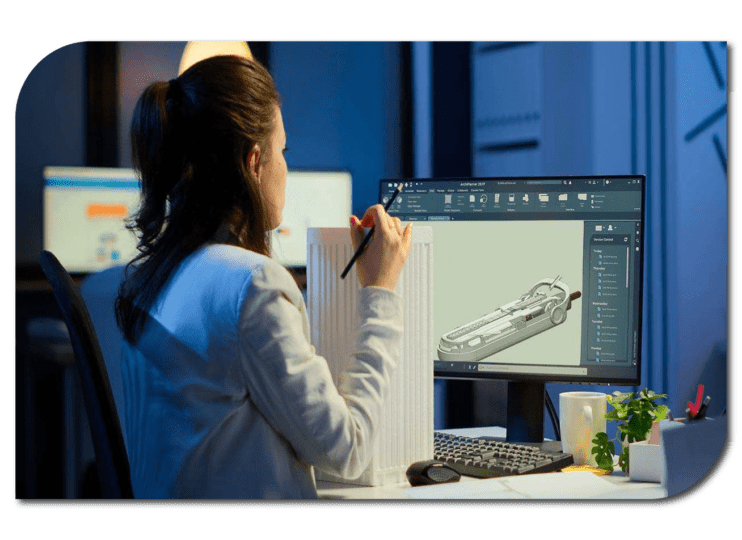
[190,243,302,306]
[196,243,271,269]
[159,243,303,327]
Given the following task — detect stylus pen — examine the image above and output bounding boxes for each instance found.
[341,183,404,279]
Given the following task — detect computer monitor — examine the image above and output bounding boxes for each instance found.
[271,169,352,267]
[382,175,645,442]
[43,166,141,274]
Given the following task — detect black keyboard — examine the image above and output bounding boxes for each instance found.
[434,432,574,478]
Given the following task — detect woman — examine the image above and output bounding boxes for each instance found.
[116,55,413,498]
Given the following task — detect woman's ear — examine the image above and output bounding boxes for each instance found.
[248,144,261,184]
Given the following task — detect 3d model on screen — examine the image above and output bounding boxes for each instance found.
[437,275,581,362]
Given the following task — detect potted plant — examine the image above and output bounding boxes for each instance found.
[591,388,669,473]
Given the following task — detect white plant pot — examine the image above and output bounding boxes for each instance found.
[628,440,663,483]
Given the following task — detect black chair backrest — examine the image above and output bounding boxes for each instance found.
[39,251,134,498]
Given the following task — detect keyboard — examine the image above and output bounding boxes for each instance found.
[434,432,574,478]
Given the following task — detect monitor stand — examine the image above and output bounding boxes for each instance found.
[505,381,545,443]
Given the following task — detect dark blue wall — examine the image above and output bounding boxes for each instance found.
[271,42,404,218]
[671,42,727,417]
[16,43,86,265]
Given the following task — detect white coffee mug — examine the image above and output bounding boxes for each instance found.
[559,391,607,466]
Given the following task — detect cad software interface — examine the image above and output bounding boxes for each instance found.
[383,176,644,384]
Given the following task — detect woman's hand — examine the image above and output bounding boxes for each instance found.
[349,205,413,291]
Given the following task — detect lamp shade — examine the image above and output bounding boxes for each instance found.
[178,41,253,75]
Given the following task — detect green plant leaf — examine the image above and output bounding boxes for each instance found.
[625,409,654,442]
[590,432,615,472]
[618,447,630,473]
[611,391,632,401]
[602,387,668,473]
[653,405,669,420]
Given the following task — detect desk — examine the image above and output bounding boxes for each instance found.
[316,427,667,500]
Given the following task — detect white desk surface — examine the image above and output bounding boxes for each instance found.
[316,427,667,500]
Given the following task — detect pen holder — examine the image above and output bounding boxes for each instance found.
[661,416,727,497]
[307,227,435,486]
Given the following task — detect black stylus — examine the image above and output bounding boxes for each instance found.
[340,183,404,279]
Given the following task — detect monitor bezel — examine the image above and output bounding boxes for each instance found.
[380,174,646,387]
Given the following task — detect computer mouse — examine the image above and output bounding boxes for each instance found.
[406,459,461,486]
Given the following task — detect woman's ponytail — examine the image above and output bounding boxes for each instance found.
[117,56,280,343]
[129,80,186,251]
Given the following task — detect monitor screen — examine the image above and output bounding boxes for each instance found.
[382,176,644,386]
[271,170,352,267]
[43,166,141,273]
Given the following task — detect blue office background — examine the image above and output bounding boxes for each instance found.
[413,42,727,434]
[270,42,404,218]
[115,42,404,224]
[16,41,727,437]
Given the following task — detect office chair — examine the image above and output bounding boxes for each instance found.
[80,266,129,448]
[39,250,134,498]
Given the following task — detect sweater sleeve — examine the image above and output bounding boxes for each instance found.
[236,260,403,479]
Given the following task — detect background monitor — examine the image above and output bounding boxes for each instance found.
[383,175,645,441]
[271,169,352,267]
[43,166,141,273]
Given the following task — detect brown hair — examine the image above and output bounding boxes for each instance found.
[116,55,281,343]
